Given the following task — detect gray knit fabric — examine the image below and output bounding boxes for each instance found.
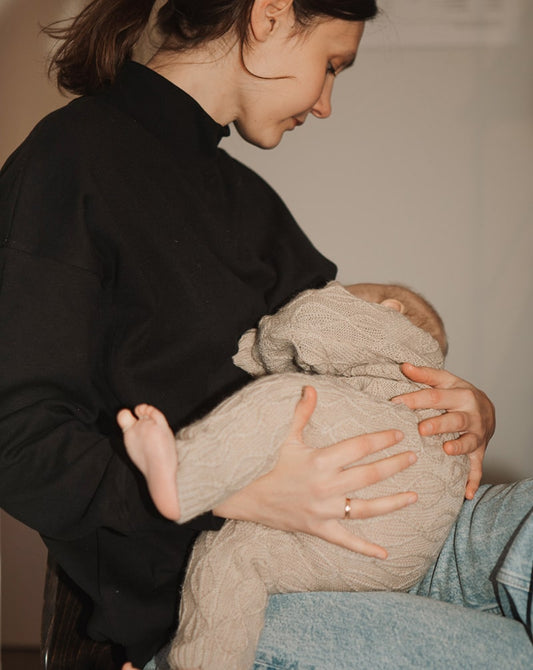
[170,282,469,670]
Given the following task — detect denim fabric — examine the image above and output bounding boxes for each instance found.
[145,481,533,669]
[143,645,171,670]
[253,592,533,670]
[410,480,533,627]
[494,506,533,636]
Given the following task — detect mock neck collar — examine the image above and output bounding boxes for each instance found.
[99,61,230,159]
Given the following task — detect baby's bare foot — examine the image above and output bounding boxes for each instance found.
[117,404,180,521]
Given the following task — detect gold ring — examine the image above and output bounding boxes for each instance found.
[344,497,351,520]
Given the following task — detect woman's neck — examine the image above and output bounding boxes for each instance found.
[146,38,243,127]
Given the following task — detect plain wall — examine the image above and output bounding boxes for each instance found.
[1,0,532,648]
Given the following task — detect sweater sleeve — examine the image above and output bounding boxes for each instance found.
[0,129,223,540]
[0,139,151,540]
[0,246,140,538]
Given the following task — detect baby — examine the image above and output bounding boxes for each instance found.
[118,281,468,670]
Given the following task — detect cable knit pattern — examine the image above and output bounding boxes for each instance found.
[170,282,469,670]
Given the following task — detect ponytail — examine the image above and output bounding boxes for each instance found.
[45,0,156,95]
[46,0,378,96]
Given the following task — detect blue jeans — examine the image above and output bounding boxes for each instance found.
[146,481,533,669]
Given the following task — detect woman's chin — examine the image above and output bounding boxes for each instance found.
[234,122,284,150]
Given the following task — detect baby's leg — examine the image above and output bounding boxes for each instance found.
[170,518,368,670]
[170,521,272,670]
[117,404,180,521]
[175,374,307,522]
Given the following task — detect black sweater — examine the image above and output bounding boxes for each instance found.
[0,62,335,665]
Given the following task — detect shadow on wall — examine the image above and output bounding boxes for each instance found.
[0,0,79,162]
[0,0,162,162]
[482,466,524,486]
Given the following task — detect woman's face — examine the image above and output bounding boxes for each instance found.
[235,17,365,149]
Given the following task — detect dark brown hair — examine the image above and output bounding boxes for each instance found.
[45,0,378,95]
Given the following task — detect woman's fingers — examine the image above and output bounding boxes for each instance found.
[285,385,317,442]
[393,363,495,453]
[344,490,418,520]
[324,428,405,470]
[218,387,420,554]
[397,362,456,388]
[418,409,472,437]
[337,450,417,494]
[465,450,484,499]
[313,520,389,559]
[396,363,494,427]
[392,363,494,498]
[442,432,478,455]
[299,442,416,521]
[393,387,478,413]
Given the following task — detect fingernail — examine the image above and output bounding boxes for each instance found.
[408,452,417,464]
[395,430,404,441]
[390,397,402,405]
[407,493,418,504]
[420,422,432,435]
[374,549,387,560]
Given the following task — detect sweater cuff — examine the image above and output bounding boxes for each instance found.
[176,459,234,524]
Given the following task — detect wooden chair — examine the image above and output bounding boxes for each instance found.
[40,556,124,670]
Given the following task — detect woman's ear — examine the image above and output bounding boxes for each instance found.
[249,0,295,42]
[380,298,405,314]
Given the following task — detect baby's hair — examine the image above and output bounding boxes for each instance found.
[346,283,448,356]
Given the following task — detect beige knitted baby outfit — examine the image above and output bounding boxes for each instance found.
[168,282,469,670]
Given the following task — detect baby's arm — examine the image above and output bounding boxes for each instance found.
[117,404,180,520]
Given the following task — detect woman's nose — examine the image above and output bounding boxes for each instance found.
[311,78,333,119]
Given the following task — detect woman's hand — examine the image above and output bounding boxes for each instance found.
[213,386,418,559]
[392,363,495,500]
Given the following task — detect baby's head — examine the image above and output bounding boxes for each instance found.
[344,283,448,356]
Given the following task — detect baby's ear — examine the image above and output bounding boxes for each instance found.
[380,298,405,314]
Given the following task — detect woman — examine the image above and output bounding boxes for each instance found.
[0,1,530,669]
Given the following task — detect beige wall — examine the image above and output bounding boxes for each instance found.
[1,0,76,649]
[2,0,532,648]
[221,5,533,484]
